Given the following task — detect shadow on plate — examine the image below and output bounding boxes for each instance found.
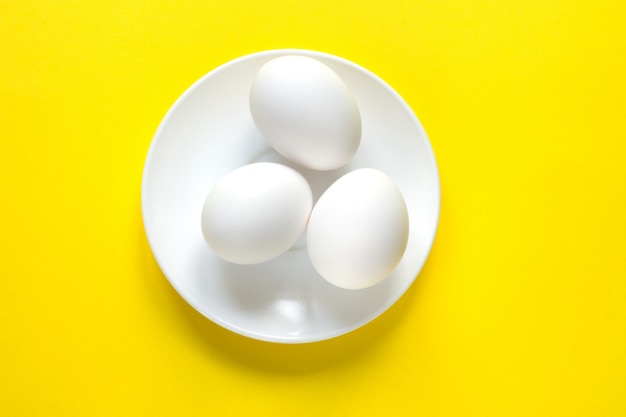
[137,208,424,375]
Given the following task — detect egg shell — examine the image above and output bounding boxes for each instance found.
[249,55,362,171]
[201,163,312,265]
[306,169,409,289]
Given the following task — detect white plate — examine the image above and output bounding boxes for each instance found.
[141,49,440,343]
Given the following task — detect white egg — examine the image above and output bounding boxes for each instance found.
[201,163,312,264]
[306,169,409,289]
[249,55,362,171]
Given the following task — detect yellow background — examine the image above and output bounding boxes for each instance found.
[2,1,625,415]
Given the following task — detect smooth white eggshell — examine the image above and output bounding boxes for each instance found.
[306,169,409,289]
[201,163,312,264]
[249,55,361,171]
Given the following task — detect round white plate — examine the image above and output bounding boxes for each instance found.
[141,49,440,343]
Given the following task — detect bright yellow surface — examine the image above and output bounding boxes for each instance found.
[2,1,625,415]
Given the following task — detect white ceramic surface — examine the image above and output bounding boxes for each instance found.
[141,49,440,343]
